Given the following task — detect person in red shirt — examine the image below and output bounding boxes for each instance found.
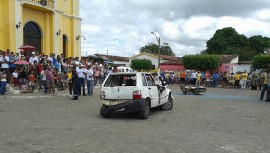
[28,71,35,92]
[205,71,211,87]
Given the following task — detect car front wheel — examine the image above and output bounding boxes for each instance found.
[160,96,173,111]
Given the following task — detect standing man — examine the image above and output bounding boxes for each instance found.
[0,51,9,83]
[205,71,211,87]
[86,65,94,96]
[234,72,241,88]
[71,67,80,100]
[241,70,248,89]
[195,71,201,86]
[76,64,86,96]
[8,52,16,82]
[29,52,39,65]
[186,71,191,85]
[191,70,197,86]
[180,71,186,85]
[260,69,269,101]
[212,72,219,88]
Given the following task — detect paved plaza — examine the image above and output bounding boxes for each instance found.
[0,86,269,153]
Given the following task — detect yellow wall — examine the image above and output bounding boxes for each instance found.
[0,0,81,57]
[0,0,3,49]
[0,0,16,52]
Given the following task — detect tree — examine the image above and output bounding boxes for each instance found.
[248,35,270,55]
[205,27,248,54]
[252,55,270,69]
[204,27,270,61]
[140,43,176,56]
[130,59,152,71]
[182,55,221,71]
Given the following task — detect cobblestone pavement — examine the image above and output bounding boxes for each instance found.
[0,86,269,153]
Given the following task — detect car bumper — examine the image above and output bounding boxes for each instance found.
[100,99,146,117]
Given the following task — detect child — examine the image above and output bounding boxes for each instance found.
[12,69,20,90]
[28,71,35,92]
[19,68,27,85]
[67,68,73,97]
[0,70,7,95]
[40,68,48,94]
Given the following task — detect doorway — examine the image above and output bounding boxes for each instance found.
[23,21,42,54]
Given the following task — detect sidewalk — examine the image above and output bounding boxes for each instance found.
[3,85,101,99]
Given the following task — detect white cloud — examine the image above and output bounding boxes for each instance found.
[255,9,270,21]
[183,16,216,40]
[80,0,270,57]
[217,16,270,36]
[81,24,100,33]
[161,21,181,41]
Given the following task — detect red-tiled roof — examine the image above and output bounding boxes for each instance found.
[95,54,129,62]
[238,61,252,64]
[155,54,179,61]
[161,59,182,65]
[220,54,238,63]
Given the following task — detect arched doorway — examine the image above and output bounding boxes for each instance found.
[63,35,68,58]
[23,21,42,54]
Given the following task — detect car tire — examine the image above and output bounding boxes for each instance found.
[159,96,173,111]
[100,105,111,118]
[138,100,150,119]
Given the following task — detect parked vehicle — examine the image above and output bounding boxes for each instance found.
[99,72,174,119]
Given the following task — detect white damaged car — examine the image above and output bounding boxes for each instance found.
[100,72,174,119]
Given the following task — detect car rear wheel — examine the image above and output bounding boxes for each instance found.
[100,105,112,118]
[160,96,173,111]
[138,100,150,119]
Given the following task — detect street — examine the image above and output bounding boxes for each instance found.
[0,86,269,153]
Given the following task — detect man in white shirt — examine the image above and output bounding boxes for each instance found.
[191,70,197,86]
[76,64,86,96]
[0,51,9,83]
[29,52,39,64]
[86,65,94,96]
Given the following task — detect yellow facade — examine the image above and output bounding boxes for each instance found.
[0,0,82,57]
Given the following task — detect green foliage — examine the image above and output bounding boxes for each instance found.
[140,43,176,56]
[252,55,270,69]
[223,47,257,61]
[248,35,270,55]
[130,59,152,71]
[182,55,221,70]
[204,27,270,61]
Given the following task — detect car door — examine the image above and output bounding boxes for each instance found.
[144,73,160,107]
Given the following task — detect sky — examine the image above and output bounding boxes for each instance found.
[79,0,270,57]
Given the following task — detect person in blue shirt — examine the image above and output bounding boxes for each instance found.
[8,52,16,83]
[212,72,219,88]
[160,72,165,80]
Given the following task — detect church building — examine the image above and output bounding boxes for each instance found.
[0,0,82,57]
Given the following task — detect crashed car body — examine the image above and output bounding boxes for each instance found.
[100,72,174,119]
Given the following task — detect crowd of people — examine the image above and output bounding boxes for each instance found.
[1,49,269,101]
[0,49,115,100]
[162,70,264,88]
[162,69,269,100]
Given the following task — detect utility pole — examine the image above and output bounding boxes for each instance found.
[131,35,134,56]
